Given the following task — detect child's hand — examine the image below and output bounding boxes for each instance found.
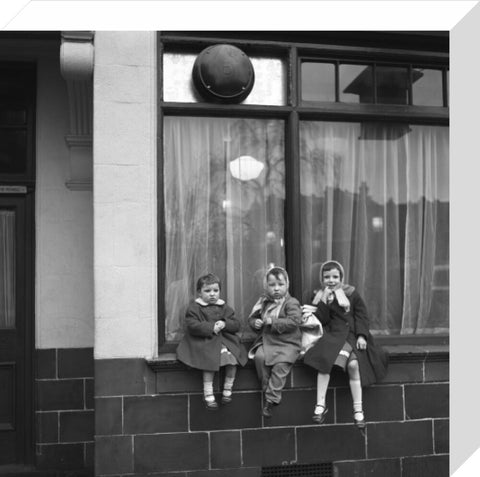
[356,335,367,350]
[213,321,226,334]
[263,316,273,325]
[302,304,318,314]
[321,288,333,304]
[253,319,264,329]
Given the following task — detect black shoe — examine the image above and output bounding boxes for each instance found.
[262,401,274,418]
[221,393,232,404]
[312,406,328,424]
[204,396,218,411]
[353,411,366,429]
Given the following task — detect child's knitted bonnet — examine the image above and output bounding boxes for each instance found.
[263,265,290,292]
[313,260,355,312]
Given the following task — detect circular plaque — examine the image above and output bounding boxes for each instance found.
[192,44,255,103]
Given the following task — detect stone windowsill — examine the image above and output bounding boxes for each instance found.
[146,343,449,372]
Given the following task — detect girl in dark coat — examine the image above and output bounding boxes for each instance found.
[302,261,388,428]
[176,273,247,410]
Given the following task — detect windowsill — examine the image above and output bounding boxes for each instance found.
[146,342,448,372]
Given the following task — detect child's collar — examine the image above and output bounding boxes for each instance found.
[195,298,225,306]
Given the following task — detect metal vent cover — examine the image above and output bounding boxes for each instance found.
[261,462,333,477]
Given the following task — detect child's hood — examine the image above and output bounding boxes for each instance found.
[262,265,290,291]
[319,260,355,296]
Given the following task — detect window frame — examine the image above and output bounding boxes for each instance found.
[157,33,449,353]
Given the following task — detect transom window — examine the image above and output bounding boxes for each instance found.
[301,60,448,107]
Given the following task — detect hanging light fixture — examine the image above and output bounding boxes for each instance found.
[229,155,264,181]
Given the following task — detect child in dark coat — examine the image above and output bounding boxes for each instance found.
[248,266,303,418]
[303,260,388,428]
[176,273,247,410]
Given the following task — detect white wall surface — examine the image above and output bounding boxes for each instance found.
[35,47,94,348]
[93,31,157,359]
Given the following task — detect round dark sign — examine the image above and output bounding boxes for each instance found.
[192,44,255,103]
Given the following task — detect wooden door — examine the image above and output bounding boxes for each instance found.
[0,194,33,465]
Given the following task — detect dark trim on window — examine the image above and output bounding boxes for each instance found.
[157,39,165,349]
[160,102,292,118]
[160,103,448,126]
[297,104,448,124]
[160,32,448,61]
[285,111,301,300]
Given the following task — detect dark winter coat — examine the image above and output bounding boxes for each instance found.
[248,293,303,365]
[176,299,248,372]
[303,290,388,386]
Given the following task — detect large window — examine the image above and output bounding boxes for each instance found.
[160,34,449,346]
[299,121,448,335]
[164,117,285,341]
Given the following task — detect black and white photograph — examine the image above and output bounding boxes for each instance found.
[0,2,478,476]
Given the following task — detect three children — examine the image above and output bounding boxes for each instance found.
[177,262,387,425]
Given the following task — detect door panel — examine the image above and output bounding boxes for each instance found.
[0,196,29,465]
[0,362,15,430]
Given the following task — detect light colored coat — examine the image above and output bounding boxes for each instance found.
[248,293,303,365]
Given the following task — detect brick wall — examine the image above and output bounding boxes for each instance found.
[36,348,94,473]
[94,347,449,477]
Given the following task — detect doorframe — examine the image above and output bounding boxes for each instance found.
[0,191,35,466]
[24,190,35,465]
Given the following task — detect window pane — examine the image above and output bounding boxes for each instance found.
[412,68,443,106]
[340,64,373,103]
[301,62,335,102]
[299,121,448,335]
[376,66,410,105]
[0,129,27,174]
[163,52,286,105]
[0,107,27,126]
[164,117,285,341]
[0,211,15,329]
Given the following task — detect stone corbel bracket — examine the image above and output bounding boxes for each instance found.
[60,31,94,191]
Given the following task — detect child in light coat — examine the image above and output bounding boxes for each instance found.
[248,266,303,418]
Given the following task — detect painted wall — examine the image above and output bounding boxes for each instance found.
[31,42,94,349]
[93,31,157,359]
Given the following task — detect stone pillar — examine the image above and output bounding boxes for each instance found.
[93,31,158,360]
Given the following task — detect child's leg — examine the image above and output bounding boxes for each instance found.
[316,372,330,408]
[222,365,237,403]
[264,362,293,404]
[202,370,218,409]
[347,359,363,420]
[253,346,271,392]
[312,372,330,423]
[314,372,331,414]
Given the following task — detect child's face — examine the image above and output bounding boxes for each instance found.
[322,268,342,289]
[266,273,288,299]
[199,282,220,304]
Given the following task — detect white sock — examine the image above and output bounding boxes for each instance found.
[203,381,214,402]
[223,377,235,396]
[315,373,330,413]
[353,401,364,419]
